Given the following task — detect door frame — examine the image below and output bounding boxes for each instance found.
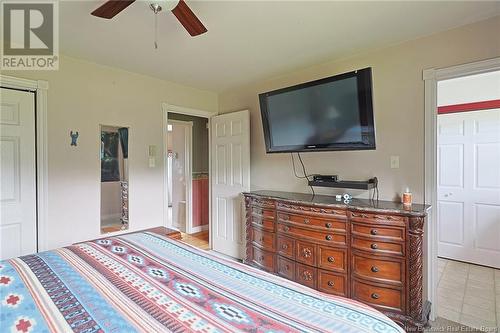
[423,56,500,320]
[161,103,217,240]
[0,74,49,252]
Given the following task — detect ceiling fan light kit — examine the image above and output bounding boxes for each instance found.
[91,0,207,36]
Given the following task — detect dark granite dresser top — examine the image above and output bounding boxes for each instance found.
[244,190,430,217]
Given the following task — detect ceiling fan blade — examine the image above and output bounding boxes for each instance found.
[91,0,136,19]
[171,0,207,36]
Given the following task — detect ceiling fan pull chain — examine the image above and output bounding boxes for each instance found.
[154,12,158,49]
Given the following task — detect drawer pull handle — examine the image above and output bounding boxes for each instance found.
[371,293,380,300]
[325,222,332,228]
[281,244,288,250]
[327,280,335,287]
[370,243,378,250]
[327,256,335,263]
[283,226,290,232]
[304,219,310,224]
[258,237,263,242]
[259,256,264,262]
[302,271,313,281]
[280,214,289,220]
[371,266,379,273]
[325,235,333,241]
[302,248,313,258]
[281,264,290,272]
[370,229,378,235]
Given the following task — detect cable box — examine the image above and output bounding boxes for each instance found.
[312,175,338,182]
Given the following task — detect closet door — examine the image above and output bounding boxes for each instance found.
[437,110,500,268]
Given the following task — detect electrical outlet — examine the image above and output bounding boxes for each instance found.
[390,156,400,169]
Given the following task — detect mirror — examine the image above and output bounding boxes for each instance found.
[100,125,129,233]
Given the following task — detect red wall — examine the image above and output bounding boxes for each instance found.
[438,99,500,114]
[192,177,209,227]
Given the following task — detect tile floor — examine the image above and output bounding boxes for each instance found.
[437,257,500,331]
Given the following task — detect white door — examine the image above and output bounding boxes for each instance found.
[0,88,37,260]
[437,109,500,268]
[169,121,192,233]
[211,110,250,258]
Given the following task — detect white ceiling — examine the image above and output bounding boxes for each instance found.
[60,1,500,92]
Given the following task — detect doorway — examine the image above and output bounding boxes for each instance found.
[166,112,210,248]
[425,62,500,329]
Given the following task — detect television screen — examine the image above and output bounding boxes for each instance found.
[259,68,375,153]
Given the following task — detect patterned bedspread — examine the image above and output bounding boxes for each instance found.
[0,232,404,333]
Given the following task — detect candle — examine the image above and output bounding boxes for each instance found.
[402,188,412,206]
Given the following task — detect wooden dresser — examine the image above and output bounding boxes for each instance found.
[243,190,430,330]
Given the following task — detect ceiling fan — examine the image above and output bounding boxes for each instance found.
[91,0,207,37]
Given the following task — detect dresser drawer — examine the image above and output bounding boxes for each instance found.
[251,215,275,232]
[278,223,347,245]
[352,222,405,241]
[318,270,347,297]
[277,213,346,231]
[351,237,404,256]
[296,241,317,266]
[352,253,404,285]
[352,279,403,312]
[252,228,276,251]
[349,211,406,226]
[277,236,295,259]
[296,263,317,289]
[277,202,346,219]
[252,206,275,220]
[318,246,347,273]
[251,246,275,272]
[250,198,275,209]
[277,256,295,280]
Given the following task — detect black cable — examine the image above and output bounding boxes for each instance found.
[297,153,315,197]
[290,153,315,196]
[291,153,308,179]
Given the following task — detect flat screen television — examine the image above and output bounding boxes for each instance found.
[259,68,375,153]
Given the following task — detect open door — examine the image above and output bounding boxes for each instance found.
[211,110,250,258]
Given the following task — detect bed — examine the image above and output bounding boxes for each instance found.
[0,231,404,333]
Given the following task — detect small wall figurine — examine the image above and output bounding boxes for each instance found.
[70,131,79,146]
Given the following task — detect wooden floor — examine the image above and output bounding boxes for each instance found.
[101,225,126,233]
[180,231,210,250]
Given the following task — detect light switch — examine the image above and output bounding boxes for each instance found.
[390,156,400,169]
[149,157,156,168]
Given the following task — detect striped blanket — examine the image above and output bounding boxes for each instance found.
[0,232,404,333]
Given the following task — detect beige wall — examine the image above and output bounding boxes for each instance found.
[219,16,500,203]
[3,55,218,250]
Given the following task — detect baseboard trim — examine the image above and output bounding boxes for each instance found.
[190,225,209,234]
